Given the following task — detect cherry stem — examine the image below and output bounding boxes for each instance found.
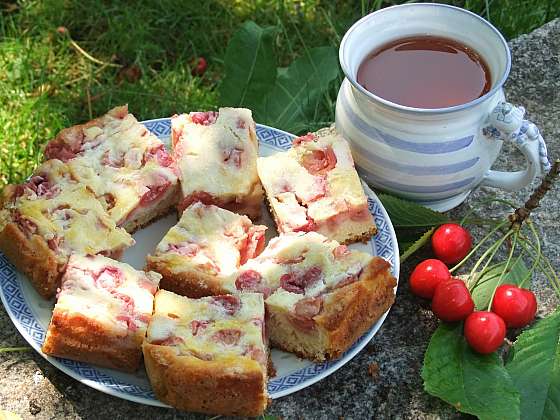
[518,221,541,289]
[450,219,509,274]
[538,259,560,297]
[486,231,518,311]
[518,235,560,297]
[469,255,523,290]
[467,230,514,292]
[509,159,560,229]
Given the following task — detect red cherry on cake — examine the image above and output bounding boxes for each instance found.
[491,284,537,328]
[432,223,472,265]
[431,279,474,322]
[464,311,506,354]
[409,259,451,299]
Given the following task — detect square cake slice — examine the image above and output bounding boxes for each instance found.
[143,290,269,416]
[171,108,263,219]
[42,254,161,372]
[0,160,134,299]
[257,128,376,244]
[146,202,266,298]
[233,232,396,361]
[43,105,179,232]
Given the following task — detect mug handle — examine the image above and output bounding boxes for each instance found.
[480,101,551,191]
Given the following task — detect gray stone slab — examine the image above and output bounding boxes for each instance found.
[1,18,559,420]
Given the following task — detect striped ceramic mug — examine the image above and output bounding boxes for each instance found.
[335,3,550,211]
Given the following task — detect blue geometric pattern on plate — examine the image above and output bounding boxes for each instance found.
[0,118,399,405]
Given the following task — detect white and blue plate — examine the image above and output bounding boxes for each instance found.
[0,119,399,406]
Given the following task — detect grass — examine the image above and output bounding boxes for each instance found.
[0,0,558,190]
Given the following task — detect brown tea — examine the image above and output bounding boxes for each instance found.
[357,36,491,109]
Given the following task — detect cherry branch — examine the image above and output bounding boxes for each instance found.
[510,159,560,229]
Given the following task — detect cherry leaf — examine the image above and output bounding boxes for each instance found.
[220,21,278,109]
[506,309,560,420]
[259,46,339,133]
[422,322,520,420]
[378,193,449,228]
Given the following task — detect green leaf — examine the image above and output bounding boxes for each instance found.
[378,193,450,228]
[400,227,435,262]
[506,309,560,420]
[260,46,338,133]
[422,323,520,420]
[220,21,278,109]
[470,259,529,310]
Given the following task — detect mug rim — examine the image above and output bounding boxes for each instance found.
[339,3,512,115]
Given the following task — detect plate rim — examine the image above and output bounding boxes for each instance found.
[0,119,399,406]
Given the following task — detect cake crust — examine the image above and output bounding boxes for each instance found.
[266,254,396,362]
[315,257,396,360]
[143,344,268,416]
[145,260,230,298]
[42,311,143,372]
[41,255,160,371]
[0,222,62,299]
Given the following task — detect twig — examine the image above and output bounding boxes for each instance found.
[0,346,31,353]
[69,38,122,68]
[510,159,560,228]
[59,28,121,68]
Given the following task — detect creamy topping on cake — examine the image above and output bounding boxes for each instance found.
[171,108,259,205]
[149,202,266,276]
[2,161,134,259]
[235,232,371,295]
[55,254,160,333]
[42,105,178,227]
[257,130,375,243]
[146,291,267,367]
[233,232,372,331]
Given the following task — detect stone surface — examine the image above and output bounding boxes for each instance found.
[1,18,559,420]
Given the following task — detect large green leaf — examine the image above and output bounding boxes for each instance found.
[422,323,520,420]
[220,21,278,109]
[470,259,529,310]
[260,46,338,133]
[506,309,560,420]
[378,193,449,228]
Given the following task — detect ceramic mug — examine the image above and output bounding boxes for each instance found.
[335,3,551,211]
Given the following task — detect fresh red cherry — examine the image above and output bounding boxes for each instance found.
[409,259,451,299]
[191,57,207,76]
[431,223,472,265]
[464,311,506,354]
[431,279,474,322]
[491,284,537,328]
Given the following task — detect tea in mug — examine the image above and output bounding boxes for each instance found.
[357,36,491,109]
